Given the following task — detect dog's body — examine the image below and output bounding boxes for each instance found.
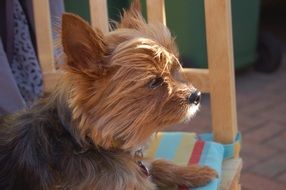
[0,97,155,190]
[0,2,216,189]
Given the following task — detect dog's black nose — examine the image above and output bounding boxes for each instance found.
[188,91,201,105]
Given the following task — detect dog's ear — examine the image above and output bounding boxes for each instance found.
[118,0,145,29]
[62,13,107,75]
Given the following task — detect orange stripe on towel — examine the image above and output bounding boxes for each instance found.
[145,133,162,158]
[188,140,205,165]
[173,133,196,165]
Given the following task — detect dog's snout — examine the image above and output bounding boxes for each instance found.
[188,91,201,105]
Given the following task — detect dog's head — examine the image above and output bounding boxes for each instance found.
[60,2,201,150]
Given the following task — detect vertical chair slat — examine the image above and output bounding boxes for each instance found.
[89,0,109,33]
[32,0,55,74]
[204,0,238,145]
[146,0,166,25]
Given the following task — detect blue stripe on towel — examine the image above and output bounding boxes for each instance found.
[155,132,182,160]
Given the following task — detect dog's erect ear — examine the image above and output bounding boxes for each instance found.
[62,13,107,75]
[118,0,145,29]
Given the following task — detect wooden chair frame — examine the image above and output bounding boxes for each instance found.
[32,0,242,189]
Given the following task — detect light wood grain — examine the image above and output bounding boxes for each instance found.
[32,0,56,92]
[219,159,242,190]
[43,72,61,92]
[146,0,166,25]
[89,0,109,33]
[182,68,210,93]
[204,0,238,144]
[230,181,241,190]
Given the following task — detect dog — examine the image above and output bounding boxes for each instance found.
[0,1,216,189]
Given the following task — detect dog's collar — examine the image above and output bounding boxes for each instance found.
[137,160,150,177]
[68,134,151,177]
[135,148,150,177]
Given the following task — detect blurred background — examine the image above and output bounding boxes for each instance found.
[0,0,285,189]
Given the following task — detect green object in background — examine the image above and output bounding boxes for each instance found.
[164,0,260,69]
[64,0,261,70]
[64,0,129,22]
[164,1,207,68]
[232,0,261,70]
[64,0,90,22]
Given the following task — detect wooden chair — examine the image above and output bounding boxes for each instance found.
[32,0,242,189]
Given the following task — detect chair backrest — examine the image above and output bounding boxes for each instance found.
[32,0,238,147]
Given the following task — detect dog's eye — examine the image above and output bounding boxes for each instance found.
[149,77,164,89]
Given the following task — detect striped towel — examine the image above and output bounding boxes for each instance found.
[145,132,241,190]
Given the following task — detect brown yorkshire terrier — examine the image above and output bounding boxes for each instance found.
[0,1,216,190]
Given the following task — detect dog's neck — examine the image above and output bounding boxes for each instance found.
[45,89,141,157]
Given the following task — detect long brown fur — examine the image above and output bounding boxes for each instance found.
[0,1,216,189]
